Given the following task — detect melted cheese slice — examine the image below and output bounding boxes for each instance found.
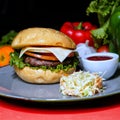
[19,47,74,62]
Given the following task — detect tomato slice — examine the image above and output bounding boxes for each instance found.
[25,52,58,61]
[97,45,109,52]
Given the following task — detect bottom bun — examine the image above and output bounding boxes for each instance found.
[14,66,76,84]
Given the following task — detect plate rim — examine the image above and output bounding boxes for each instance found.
[0,65,120,103]
[0,89,120,103]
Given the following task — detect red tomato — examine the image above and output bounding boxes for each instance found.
[97,45,109,52]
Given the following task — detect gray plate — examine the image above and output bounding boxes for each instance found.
[0,65,120,103]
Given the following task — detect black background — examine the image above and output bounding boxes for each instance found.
[0,0,98,37]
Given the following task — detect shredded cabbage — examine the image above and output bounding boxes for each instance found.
[60,71,104,97]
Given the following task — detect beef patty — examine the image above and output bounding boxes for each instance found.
[24,56,74,67]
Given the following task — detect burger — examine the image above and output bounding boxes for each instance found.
[10,27,79,84]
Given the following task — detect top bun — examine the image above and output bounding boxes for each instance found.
[12,27,76,49]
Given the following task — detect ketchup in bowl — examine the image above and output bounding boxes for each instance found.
[87,56,113,61]
[81,52,119,79]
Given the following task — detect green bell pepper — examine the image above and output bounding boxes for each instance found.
[109,7,120,56]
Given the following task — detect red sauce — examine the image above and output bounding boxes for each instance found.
[87,56,113,61]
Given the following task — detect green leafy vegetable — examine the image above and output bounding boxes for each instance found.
[10,52,26,69]
[0,30,17,46]
[10,51,79,72]
[86,0,120,47]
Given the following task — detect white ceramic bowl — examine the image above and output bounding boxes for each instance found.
[81,52,119,80]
